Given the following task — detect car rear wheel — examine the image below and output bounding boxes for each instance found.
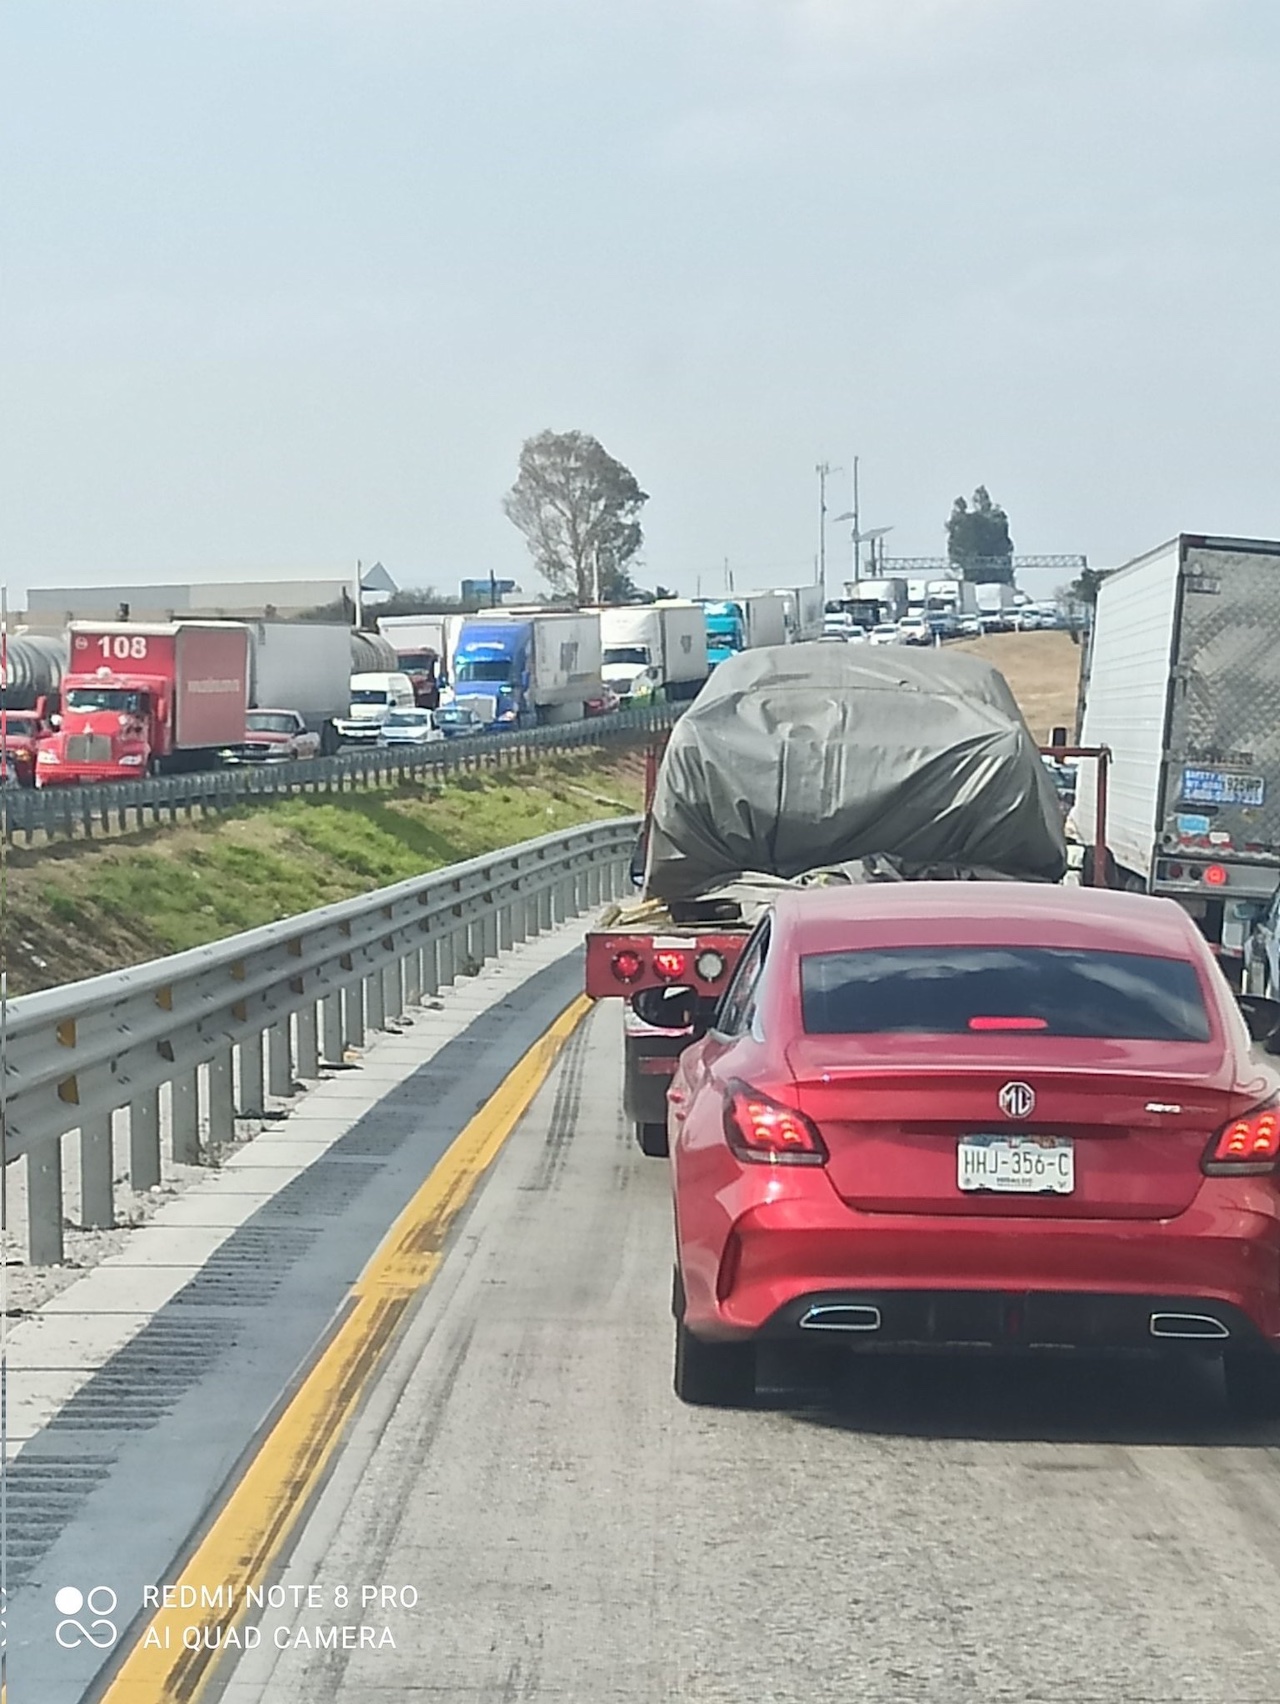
[636,1121,668,1158]
[1223,1350,1280,1420]
[673,1318,756,1407]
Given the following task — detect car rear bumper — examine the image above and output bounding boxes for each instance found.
[683,1195,1280,1345]
[754,1288,1267,1353]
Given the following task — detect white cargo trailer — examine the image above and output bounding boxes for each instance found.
[1075,533,1280,980]
[597,603,708,705]
[247,622,351,747]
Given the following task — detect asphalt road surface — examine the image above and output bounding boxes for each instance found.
[218,1000,1280,1704]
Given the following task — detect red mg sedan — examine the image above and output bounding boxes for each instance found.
[667,883,1280,1414]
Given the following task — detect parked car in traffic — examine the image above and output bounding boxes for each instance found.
[433,703,487,739]
[665,881,1280,1418]
[378,708,445,747]
[896,615,932,646]
[584,685,622,718]
[868,624,901,646]
[234,708,321,763]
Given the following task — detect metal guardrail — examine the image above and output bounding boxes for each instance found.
[5,816,640,1265]
[4,702,682,845]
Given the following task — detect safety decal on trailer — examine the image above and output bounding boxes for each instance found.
[1181,769,1266,807]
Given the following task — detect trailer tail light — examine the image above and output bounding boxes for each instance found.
[653,950,688,981]
[1204,865,1228,887]
[723,1081,828,1165]
[695,949,727,982]
[1204,1099,1280,1175]
[611,950,644,984]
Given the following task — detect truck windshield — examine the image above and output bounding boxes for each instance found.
[395,651,438,672]
[350,689,391,705]
[455,659,512,684]
[247,713,298,733]
[603,647,649,667]
[800,946,1211,1043]
[66,688,147,714]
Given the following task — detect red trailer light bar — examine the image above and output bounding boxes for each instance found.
[586,931,746,999]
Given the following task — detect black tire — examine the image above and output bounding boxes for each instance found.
[673,1317,756,1407]
[636,1121,668,1158]
[1223,1351,1280,1420]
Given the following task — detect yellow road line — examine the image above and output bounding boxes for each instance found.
[99,993,593,1703]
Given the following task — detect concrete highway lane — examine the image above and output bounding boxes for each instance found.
[214,1001,1280,1704]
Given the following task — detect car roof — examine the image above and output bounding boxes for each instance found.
[771,882,1208,961]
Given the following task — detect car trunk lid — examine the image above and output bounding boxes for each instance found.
[785,1036,1253,1219]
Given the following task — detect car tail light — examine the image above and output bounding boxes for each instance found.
[723,1081,828,1165]
[1204,1098,1280,1175]
[611,950,644,984]
[1204,864,1228,887]
[653,949,688,981]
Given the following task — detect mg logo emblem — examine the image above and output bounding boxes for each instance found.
[998,1081,1035,1119]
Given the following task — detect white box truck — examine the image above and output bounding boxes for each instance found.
[1075,533,1280,981]
[774,584,825,642]
[597,603,708,706]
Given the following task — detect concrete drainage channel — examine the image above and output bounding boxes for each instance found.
[5,922,595,1704]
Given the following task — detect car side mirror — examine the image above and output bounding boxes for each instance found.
[1236,993,1280,1048]
[631,986,696,1030]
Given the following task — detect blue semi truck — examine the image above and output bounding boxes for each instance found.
[450,610,604,727]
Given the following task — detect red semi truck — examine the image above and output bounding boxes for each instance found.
[36,621,250,786]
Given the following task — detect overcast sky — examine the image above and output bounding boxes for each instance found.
[2,0,1276,604]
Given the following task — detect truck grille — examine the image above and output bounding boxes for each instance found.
[65,734,113,763]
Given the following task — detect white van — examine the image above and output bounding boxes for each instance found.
[336,672,417,744]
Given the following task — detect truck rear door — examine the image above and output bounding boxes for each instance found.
[1158,538,1280,898]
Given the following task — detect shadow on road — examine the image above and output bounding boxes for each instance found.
[753,1346,1280,1449]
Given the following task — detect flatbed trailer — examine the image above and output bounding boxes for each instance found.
[585,731,1112,1156]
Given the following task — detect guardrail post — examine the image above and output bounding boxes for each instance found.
[27,1142,65,1266]
[171,1069,201,1163]
[343,982,365,1050]
[403,947,422,1008]
[587,861,603,907]
[238,1031,266,1117]
[296,1001,321,1079]
[366,967,387,1031]
[322,992,344,1066]
[481,906,499,963]
[383,960,404,1023]
[268,1021,293,1098]
[536,881,553,933]
[207,1048,236,1148]
[79,1116,115,1229]
[509,890,528,945]
[421,937,439,999]
[129,1089,162,1192]
[497,895,514,952]
[438,926,457,986]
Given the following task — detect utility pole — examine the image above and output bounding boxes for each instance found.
[851,457,861,584]
[816,461,840,606]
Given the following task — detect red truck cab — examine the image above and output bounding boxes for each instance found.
[37,622,249,786]
[0,702,56,787]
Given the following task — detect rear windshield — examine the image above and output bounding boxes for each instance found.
[800,946,1212,1042]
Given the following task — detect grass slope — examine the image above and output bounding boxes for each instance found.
[9,752,644,995]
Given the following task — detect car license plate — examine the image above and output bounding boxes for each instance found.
[957,1135,1075,1194]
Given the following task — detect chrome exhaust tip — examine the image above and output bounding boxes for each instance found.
[1149,1312,1230,1340]
[799,1303,882,1333]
